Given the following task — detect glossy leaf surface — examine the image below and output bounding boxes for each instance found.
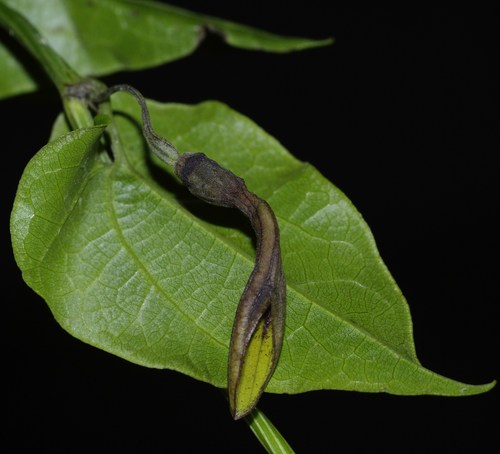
[11,94,494,396]
[0,0,331,99]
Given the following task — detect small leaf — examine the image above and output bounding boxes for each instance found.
[0,38,37,98]
[0,0,332,99]
[11,94,494,399]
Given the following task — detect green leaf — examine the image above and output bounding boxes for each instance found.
[11,94,494,397]
[0,0,332,99]
[0,38,37,97]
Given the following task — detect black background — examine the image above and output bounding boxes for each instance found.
[3,2,498,453]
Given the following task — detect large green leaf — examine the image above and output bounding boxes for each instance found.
[0,0,331,99]
[11,94,494,396]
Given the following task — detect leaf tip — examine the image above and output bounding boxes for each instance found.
[461,379,496,395]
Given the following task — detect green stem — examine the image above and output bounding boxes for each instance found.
[0,1,92,129]
[0,2,79,89]
[245,408,295,454]
[93,84,179,166]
